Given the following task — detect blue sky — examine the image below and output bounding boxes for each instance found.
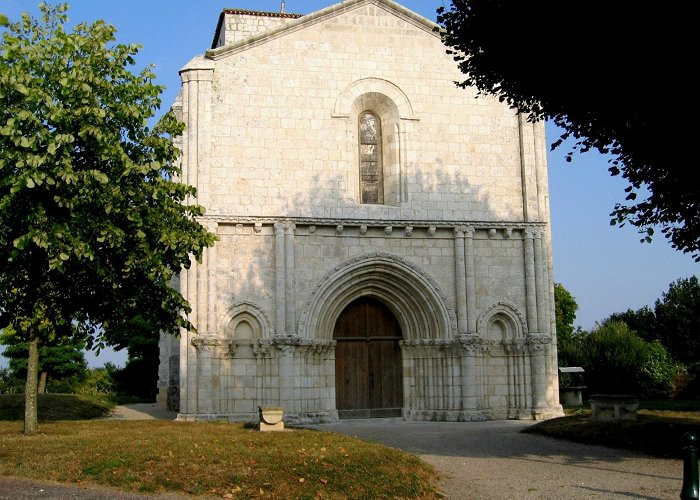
[2,0,696,367]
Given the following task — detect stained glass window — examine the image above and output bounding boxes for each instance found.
[359,112,383,204]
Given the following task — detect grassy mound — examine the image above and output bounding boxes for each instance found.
[0,394,113,421]
[525,408,700,458]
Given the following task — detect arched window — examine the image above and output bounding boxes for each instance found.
[359,111,383,204]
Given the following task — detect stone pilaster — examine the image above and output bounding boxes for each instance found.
[284,223,296,335]
[454,227,468,335]
[464,226,477,333]
[524,229,538,333]
[274,223,285,335]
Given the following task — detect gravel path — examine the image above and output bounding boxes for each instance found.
[310,419,683,500]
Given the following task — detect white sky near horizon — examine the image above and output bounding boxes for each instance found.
[1,0,696,368]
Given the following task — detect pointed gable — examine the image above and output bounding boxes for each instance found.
[207,0,438,60]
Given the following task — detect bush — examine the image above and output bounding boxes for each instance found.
[578,321,678,398]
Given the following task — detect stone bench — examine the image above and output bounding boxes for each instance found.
[589,394,639,420]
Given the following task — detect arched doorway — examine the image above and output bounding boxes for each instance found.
[334,297,403,418]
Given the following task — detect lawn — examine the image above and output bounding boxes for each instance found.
[0,394,113,421]
[0,419,440,499]
[525,402,700,458]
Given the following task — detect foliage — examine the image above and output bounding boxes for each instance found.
[72,365,118,399]
[437,2,698,260]
[0,420,440,499]
[0,367,22,394]
[605,306,657,342]
[553,283,578,366]
[0,327,87,390]
[653,276,700,365]
[103,315,160,401]
[0,5,215,432]
[576,322,677,398]
[0,393,112,421]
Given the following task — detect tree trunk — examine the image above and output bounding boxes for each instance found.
[23,328,39,436]
[38,372,47,394]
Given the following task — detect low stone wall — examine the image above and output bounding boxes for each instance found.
[589,394,639,420]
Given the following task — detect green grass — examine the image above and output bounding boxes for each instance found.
[526,405,700,458]
[0,394,113,421]
[0,420,440,499]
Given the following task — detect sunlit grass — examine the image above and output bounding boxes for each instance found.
[0,420,440,499]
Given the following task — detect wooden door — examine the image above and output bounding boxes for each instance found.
[334,297,403,418]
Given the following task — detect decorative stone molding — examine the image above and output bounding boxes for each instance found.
[298,252,457,341]
[332,77,418,120]
[476,301,529,338]
[526,334,552,354]
[191,335,236,358]
[197,214,547,236]
[502,338,528,354]
[359,225,368,234]
[405,226,413,237]
[384,225,393,235]
[456,334,489,355]
[336,225,344,234]
[220,300,273,338]
[254,222,262,233]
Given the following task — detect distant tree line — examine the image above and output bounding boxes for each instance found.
[555,277,700,399]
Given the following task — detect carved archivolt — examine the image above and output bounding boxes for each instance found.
[219,300,273,338]
[298,252,456,341]
[476,300,528,341]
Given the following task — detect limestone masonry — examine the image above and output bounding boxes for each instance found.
[158,0,564,423]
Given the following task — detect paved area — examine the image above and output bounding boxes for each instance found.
[309,419,683,499]
[1,413,685,499]
[107,403,177,421]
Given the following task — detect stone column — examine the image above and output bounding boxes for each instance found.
[454,227,468,335]
[458,334,482,412]
[527,335,550,413]
[203,221,218,336]
[179,58,214,207]
[277,343,295,412]
[534,230,546,334]
[524,229,538,333]
[274,223,285,335]
[284,223,296,335]
[464,226,477,333]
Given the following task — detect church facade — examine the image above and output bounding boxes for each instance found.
[157,0,564,423]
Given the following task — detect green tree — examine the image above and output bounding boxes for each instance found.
[654,277,700,365]
[105,315,160,401]
[0,5,215,434]
[554,283,577,344]
[0,326,87,393]
[580,321,676,398]
[437,2,698,260]
[605,306,658,343]
[553,283,579,367]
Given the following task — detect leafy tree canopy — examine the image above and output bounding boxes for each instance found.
[654,276,700,365]
[0,4,215,432]
[437,1,698,260]
[554,283,577,344]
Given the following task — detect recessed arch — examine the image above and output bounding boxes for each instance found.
[298,253,456,341]
[220,301,273,339]
[476,301,528,341]
[333,77,418,120]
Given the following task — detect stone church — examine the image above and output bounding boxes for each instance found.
[157,0,564,423]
